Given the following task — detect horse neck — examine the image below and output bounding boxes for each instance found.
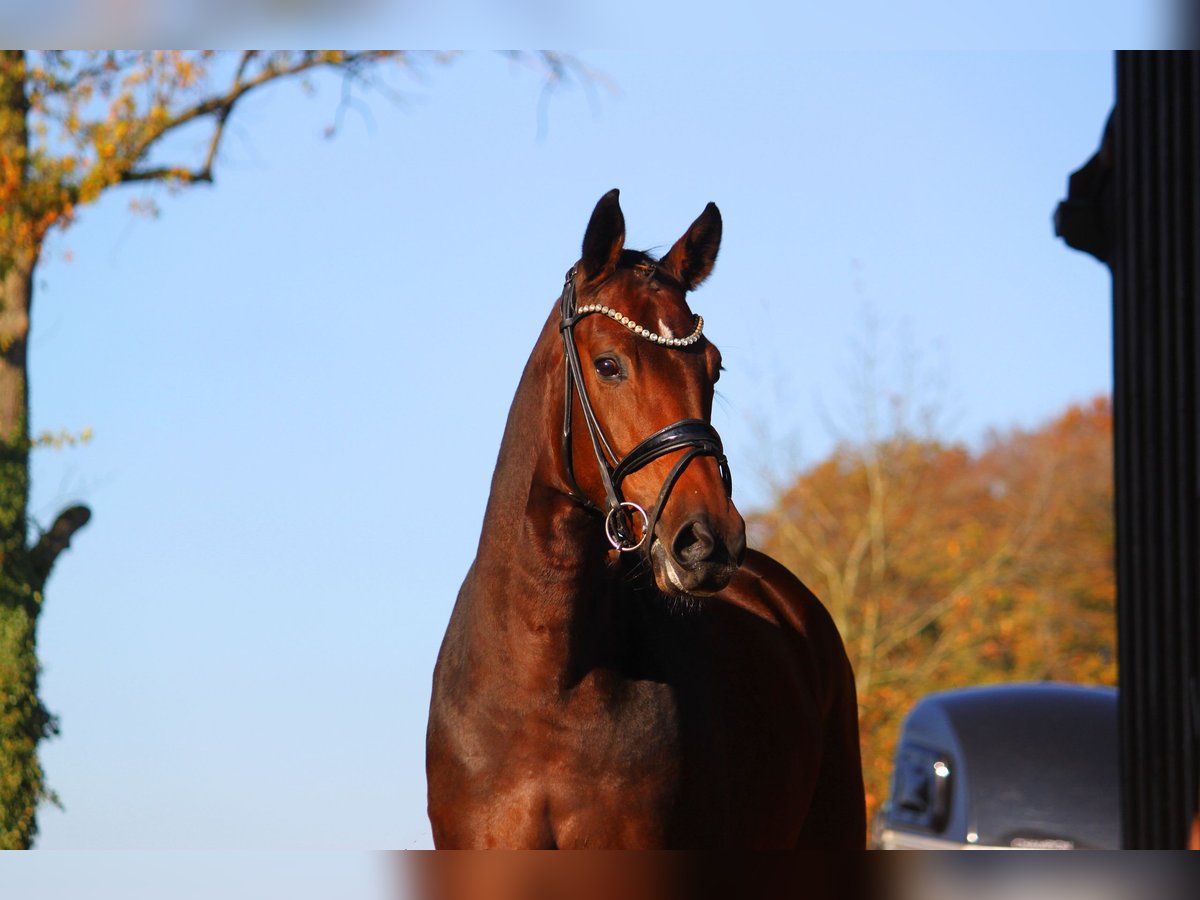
[469,311,616,684]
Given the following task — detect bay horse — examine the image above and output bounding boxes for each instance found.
[426,190,865,848]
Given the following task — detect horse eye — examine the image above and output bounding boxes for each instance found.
[594,357,622,380]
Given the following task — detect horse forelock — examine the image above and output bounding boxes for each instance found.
[577,249,697,341]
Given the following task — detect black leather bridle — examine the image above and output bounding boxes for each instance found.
[557,264,733,552]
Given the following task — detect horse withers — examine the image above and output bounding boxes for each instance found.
[426,190,865,848]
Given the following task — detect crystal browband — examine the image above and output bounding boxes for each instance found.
[574,304,705,348]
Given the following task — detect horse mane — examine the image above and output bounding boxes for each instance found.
[611,249,688,293]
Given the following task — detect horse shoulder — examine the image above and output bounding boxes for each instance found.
[724,550,852,705]
[724,548,866,847]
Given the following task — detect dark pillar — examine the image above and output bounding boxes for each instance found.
[1055,51,1200,850]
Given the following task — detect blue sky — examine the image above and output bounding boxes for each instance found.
[10,49,1116,869]
[306,2,1165,48]
[0,2,1170,48]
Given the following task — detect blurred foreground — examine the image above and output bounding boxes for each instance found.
[402,853,1199,900]
[1,851,1197,899]
[405,852,868,900]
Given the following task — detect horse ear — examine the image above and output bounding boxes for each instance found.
[580,188,626,283]
[661,202,722,291]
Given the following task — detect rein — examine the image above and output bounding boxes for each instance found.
[557,265,732,553]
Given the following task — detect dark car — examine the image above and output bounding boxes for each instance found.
[873,682,1119,849]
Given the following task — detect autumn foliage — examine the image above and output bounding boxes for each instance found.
[751,396,1116,826]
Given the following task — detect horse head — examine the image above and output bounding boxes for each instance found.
[558,189,746,596]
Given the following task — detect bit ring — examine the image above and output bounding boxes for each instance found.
[605,501,650,552]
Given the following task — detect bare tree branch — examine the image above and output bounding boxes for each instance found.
[233,50,257,87]
[118,51,404,186]
[30,504,91,587]
[119,166,211,184]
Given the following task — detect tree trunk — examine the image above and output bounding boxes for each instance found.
[0,252,52,847]
[0,49,70,850]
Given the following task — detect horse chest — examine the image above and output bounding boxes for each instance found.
[430,593,829,847]
[541,645,821,847]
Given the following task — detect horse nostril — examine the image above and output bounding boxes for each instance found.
[673,517,717,566]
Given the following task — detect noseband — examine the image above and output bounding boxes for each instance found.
[558,265,733,553]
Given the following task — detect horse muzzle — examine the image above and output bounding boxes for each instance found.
[650,513,746,597]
